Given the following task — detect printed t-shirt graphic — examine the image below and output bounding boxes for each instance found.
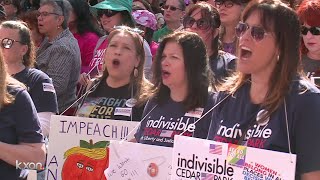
[76,80,143,121]
[135,95,214,147]
[207,79,320,178]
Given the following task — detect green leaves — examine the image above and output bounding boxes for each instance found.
[79,140,110,149]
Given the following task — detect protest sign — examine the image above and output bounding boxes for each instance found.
[46,115,139,180]
[172,135,296,180]
[106,141,172,180]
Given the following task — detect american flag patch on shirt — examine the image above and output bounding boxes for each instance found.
[160,130,174,137]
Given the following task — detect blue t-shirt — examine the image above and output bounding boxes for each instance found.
[13,68,58,113]
[208,78,320,179]
[135,93,215,147]
[209,50,236,84]
[0,85,43,179]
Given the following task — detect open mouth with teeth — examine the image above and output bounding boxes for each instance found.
[240,47,252,59]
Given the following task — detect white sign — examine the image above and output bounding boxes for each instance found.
[172,135,296,180]
[46,115,139,180]
[106,140,172,180]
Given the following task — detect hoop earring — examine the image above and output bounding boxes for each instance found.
[134,67,138,78]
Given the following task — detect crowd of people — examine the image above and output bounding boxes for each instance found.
[0,0,319,179]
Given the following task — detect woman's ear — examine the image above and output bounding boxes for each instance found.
[21,45,28,57]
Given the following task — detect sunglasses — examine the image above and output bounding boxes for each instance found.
[183,16,211,30]
[301,26,320,36]
[0,38,23,49]
[235,22,269,42]
[162,5,182,11]
[97,9,119,18]
[215,0,240,8]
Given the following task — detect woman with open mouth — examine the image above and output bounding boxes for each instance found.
[76,26,152,122]
[208,0,320,179]
[135,31,215,148]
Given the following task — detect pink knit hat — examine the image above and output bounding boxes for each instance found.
[132,10,157,30]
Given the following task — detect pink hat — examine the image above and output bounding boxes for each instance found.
[132,10,157,31]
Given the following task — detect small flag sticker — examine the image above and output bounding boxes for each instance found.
[209,144,222,155]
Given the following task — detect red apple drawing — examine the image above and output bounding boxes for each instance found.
[62,140,109,180]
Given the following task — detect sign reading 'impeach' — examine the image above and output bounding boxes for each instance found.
[45,115,139,180]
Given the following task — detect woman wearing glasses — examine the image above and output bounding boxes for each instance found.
[36,0,81,115]
[80,0,153,84]
[183,2,236,85]
[297,0,320,79]
[76,26,152,121]
[215,0,248,55]
[135,31,215,147]
[0,27,45,178]
[208,0,320,179]
[0,20,58,137]
[152,0,186,42]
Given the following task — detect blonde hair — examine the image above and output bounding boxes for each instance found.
[0,50,14,109]
[64,147,107,160]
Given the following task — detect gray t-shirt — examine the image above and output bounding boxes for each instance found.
[302,54,320,78]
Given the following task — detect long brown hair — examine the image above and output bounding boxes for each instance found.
[151,31,213,111]
[220,0,303,118]
[101,26,152,106]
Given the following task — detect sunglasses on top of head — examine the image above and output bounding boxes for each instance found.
[97,9,119,18]
[183,16,211,30]
[301,26,320,36]
[235,22,269,42]
[162,5,182,11]
[0,38,24,49]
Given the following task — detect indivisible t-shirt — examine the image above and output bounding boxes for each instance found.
[208,79,320,179]
[0,85,43,179]
[13,68,58,113]
[76,78,144,121]
[135,93,215,147]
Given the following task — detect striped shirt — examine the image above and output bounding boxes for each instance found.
[36,28,81,113]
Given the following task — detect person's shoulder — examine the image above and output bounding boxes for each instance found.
[26,68,51,80]
[289,78,320,105]
[82,32,100,39]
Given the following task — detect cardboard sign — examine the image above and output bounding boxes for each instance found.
[45,115,139,180]
[172,136,296,180]
[106,140,172,180]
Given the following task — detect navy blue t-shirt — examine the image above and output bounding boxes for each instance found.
[208,79,320,179]
[0,85,44,179]
[13,68,58,113]
[135,93,215,147]
[209,51,236,84]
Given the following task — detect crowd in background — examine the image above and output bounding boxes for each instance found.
[0,0,319,179]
